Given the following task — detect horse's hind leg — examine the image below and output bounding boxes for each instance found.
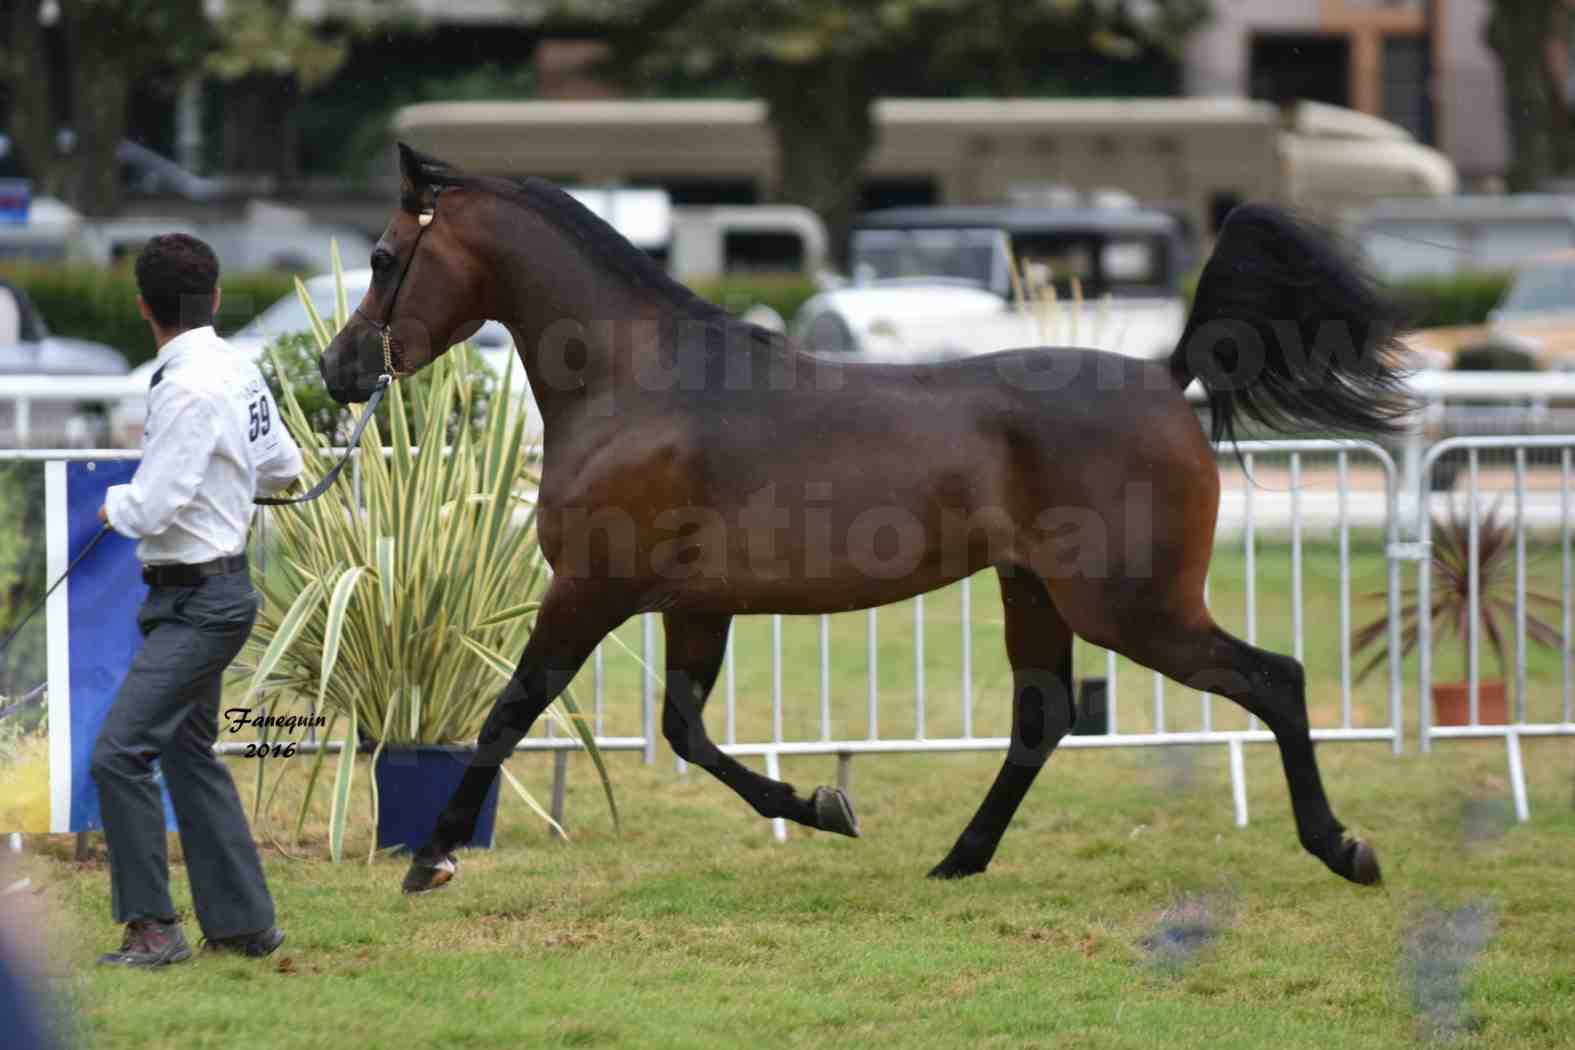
[1116,615,1381,886]
[662,612,858,837]
[929,568,1073,879]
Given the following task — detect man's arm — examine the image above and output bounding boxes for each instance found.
[253,392,304,497]
[102,384,217,538]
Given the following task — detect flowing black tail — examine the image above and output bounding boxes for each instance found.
[1169,202,1415,444]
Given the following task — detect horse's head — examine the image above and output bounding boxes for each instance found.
[320,143,489,404]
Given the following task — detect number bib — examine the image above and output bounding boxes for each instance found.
[240,375,282,456]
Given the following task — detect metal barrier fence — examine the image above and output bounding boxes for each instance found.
[5,434,1569,839]
[1413,436,1575,823]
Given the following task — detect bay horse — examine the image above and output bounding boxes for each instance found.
[321,144,1410,895]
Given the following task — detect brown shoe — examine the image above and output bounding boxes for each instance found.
[96,919,192,968]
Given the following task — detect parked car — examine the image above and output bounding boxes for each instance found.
[0,278,130,446]
[668,204,828,281]
[791,202,1191,362]
[1401,252,1575,369]
[532,185,830,282]
[110,270,540,445]
[0,279,128,375]
[0,195,83,264]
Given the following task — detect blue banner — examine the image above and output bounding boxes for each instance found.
[63,461,174,832]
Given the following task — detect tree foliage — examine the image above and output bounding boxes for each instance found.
[0,0,405,208]
[557,0,1210,257]
[205,0,354,90]
[0,0,208,213]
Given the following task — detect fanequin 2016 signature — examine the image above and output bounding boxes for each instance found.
[223,707,329,758]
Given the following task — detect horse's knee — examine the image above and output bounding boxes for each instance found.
[1007,667,1072,766]
[660,702,691,759]
[1248,649,1303,695]
[479,698,524,743]
[1172,634,1308,732]
[662,698,719,765]
[1247,650,1308,732]
[476,677,542,756]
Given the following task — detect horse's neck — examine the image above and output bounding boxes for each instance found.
[503,288,677,430]
[482,207,770,433]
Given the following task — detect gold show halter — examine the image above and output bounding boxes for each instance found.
[354,204,436,381]
[259,206,437,506]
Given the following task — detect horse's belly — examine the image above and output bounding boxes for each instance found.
[666,563,979,616]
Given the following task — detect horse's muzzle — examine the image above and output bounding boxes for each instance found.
[320,323,385,405]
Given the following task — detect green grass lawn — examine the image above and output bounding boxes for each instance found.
[13,739,1575,1049]
[9,537,1575,1049]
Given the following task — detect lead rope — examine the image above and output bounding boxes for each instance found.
[0,521,113,662]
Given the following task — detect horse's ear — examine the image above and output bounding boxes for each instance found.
[397,142,454,213]
[397,141,425,194]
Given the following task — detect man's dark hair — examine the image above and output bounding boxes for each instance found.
[134,233,220,331]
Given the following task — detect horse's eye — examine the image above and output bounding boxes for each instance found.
[371,249,394,274]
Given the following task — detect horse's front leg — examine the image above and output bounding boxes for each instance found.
[661,612,859,837]
[402,578,629,893]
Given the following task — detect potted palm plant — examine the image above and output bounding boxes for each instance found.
[1353,500,1563,726]
[237,260,618,861]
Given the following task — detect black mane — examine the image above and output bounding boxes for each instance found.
[400,145,735,324]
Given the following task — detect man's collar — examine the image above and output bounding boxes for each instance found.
[155,326,216,366]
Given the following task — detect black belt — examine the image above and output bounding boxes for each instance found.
[142,554,249,588]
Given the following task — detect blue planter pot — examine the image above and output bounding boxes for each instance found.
[373,745,500,852]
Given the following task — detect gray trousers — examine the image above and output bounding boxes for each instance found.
[90,571,274,938]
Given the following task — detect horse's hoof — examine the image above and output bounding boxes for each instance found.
[812,786,860,838]
[402,851,457,894]
[1345,839,1382,886]
[927,855,987,880]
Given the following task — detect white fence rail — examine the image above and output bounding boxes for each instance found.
[0,375,142,448]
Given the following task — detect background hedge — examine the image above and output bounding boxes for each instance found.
[0,264,297,369]
[1185,267,1512,330]
[1393,271,1512,328]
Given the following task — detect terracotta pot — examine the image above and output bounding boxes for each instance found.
[1432,680,1508,726]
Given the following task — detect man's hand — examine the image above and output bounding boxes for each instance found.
[98,505,108,524]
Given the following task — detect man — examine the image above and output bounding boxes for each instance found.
[92,234,303,967]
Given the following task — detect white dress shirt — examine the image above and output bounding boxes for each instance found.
[105,326,304,566]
